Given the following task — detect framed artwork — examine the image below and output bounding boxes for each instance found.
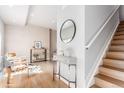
[34,41,42,48]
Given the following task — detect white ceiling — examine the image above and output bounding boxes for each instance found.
[0,5,58,30]
[0,5,29,26]
[28,5,58,30]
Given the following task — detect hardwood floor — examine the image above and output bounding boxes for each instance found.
[0,73,68,88]
[0,61,68,88]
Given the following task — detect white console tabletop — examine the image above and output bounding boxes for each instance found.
[53,55,77,65]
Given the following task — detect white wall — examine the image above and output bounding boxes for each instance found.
[85,5,119,86]
[0,17,4,71]
[57,5,85,88]
[0,18,4,56]
[5,25,50,60]
[119,6,124,21]
[85,5,117,44]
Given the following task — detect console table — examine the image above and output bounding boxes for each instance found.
[53,55,77,88]
[30,48,47,63]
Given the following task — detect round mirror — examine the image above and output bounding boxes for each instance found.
[60,19,76,43]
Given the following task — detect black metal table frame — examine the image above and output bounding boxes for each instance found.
[53,61,77,88]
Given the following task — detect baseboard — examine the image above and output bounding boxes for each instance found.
[86,20,120,88]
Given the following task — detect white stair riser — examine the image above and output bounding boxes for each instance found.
[99,67,124,81]
[95,77,121,88]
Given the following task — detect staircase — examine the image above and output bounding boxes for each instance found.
[91,21,124,88]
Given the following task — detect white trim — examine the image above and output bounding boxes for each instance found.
[85,6,120,49]
[86,20,120,88]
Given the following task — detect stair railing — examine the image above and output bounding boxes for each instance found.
[85,6,120,49]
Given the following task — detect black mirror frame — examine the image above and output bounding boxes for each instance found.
[60,19,76,43]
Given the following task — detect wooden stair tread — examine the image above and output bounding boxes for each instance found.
[100,64,124,81]
[106,52,124,60]
[103,58,124,63]
[109,45,124,52]
[101,65,124,72]
[90,85,101,88]
[119,22,124,25]
[115,31,124,36]
[118,22,124,26]
[117,27,124,31]
[113,35,124,40]
[118,25,124,28]
[103,58,124,62]
[103,59,124,69]
[96,74,124,87]
[111,40,124,45]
